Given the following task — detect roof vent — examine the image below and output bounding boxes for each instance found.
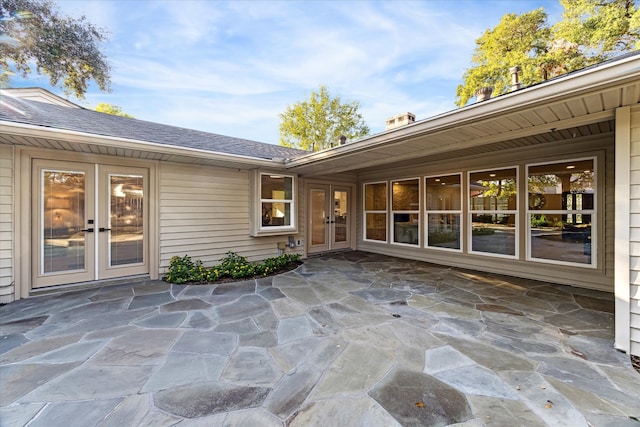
[339,135,347,145]
[510,66,524,91]
[385,112,415,130]
[475,86,493,102]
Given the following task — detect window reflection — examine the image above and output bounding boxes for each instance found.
[528,159,594,265]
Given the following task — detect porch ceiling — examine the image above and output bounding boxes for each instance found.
[286,53,640,177]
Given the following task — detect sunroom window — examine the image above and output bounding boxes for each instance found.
[527,158,595,267]
[425,174,461,251]
[469,167,517,257]
[392,178,420,246]
[364,182,387,242]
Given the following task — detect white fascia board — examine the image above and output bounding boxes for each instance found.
[0,121,283,168]
[286,54,640,168]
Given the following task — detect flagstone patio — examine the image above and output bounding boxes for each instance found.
[1,251,639,426]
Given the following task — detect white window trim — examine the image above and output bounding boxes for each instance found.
[251,171,297,237]
[424,173,463,253]
[525,156,597,268]
[468,166,519,259]
[390,177,421,247]
[363,181,388,243]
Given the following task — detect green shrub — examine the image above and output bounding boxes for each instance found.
[164,251,302,284]
[165,255,207,284]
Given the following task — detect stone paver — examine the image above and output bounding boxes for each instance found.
[1,251,639,426]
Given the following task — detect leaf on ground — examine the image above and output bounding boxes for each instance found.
[415,402,425,408]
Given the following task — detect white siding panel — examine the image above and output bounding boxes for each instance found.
[0,145,14,303]
[630,105,640,355]
[158,163,304,276]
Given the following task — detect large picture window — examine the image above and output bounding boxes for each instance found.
[527,158,595,267]
[469,167,517,257]
[425,174,461,251]
[364,182,387,242]
[260,173,294,229]
[392,178,420,246]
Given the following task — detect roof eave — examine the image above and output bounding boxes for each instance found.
[0,121,285,168]
[285,53,640,168]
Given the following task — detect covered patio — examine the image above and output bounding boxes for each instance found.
[1,252,638,426]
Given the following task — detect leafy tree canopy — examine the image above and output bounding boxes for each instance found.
[456,0,640,107]
[279,85,370,152]
[95,103,134,118]
[0,0,111,98]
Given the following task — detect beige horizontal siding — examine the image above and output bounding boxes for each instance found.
[629,106,640,356]
[0,145,14,303]
[158,163,304,275]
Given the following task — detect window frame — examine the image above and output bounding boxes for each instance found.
[363,181,388,243]
[390,177,421,247]
[468,166,519,259]
[424,173,462,252]
[525,157,597,268]
[251,171,297,236]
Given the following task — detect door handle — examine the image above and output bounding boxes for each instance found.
[99,228,111,232]
[81,228,94,233]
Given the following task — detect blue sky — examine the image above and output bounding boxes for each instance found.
[13,0,563,145]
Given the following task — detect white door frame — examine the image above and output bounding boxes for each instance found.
[15,147,158,299]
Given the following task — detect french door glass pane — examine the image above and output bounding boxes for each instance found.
[334,190,348,243]
[42,170,85,273]
[311,189,326,245]
[110,175,144,266]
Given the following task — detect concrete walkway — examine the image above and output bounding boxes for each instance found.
[1,251,639,426]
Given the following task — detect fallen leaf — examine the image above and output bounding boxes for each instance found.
[415,402,425,408]
[545,400,553,409]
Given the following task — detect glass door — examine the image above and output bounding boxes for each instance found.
[308,184,351,253]
[32,160,95,288]
[98,165,148,279]
[32,161,149,288]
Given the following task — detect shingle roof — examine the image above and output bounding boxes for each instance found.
[0,95,308,160]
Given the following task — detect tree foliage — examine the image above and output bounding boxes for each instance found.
[0,0,111,98]
[95,103,134,118]
[456,0,640,107]
[279,85,370,151]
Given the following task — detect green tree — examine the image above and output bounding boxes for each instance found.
[456,0,640,107]
[279,85,370,151]
[95,103,134,118]
[0,0,111,98]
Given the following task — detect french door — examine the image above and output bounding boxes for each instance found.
[32,160,148,288]
[308,184,351,253]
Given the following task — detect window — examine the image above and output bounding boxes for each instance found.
[425,174,461,251]
[392,178,420,245]
[469,167,517,257]
[364,182,387,241]
[252,172,296,235]
[527,158,595,267]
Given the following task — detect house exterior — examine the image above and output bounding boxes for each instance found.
[1,52,639,357]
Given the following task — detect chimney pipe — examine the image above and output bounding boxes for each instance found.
[475,86,493,102]
[510,66,524,91]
